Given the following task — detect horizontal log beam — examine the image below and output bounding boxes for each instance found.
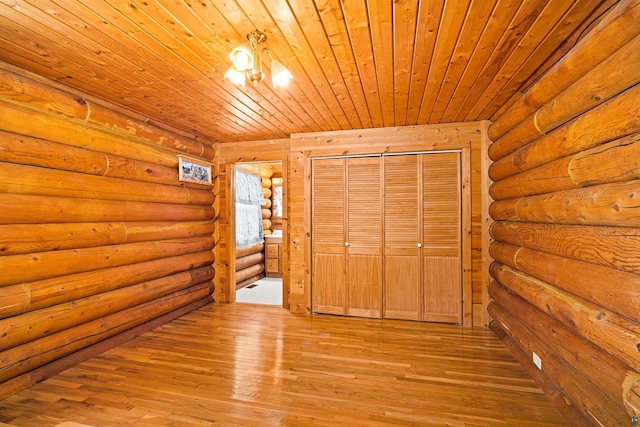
[236,264,265,284]
[487,0,640,141]
[0,266,214,351]
[0,297,212,400]
[0,222,127,255]
[0,130,192,187]
[0,251,214,319]
[0,193,214,224]
[489,180,640,227]
[235,252,265,271]
[0,237,214,287]
[0,161,214,205]
[0,220,214,257]
[0,99,181,168]
[236,274,266,291]
[489,84,640,181]
[124,221,215,243]
[489,262,640,373]
[489,300,632,425]
[489,320,589,426]
[0,67,214,159]
[236,163,273,178]
[236,243,264,258]
[489,280,640,419]
[490,240,640,322]
[490,221,640,274]
[488,35,640,161]
[534,35,640,136]
[0,282,213,384]
[490,132,640,199]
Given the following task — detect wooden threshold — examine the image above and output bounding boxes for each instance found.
[0,303,568,426]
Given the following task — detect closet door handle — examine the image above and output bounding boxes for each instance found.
[417,243,422,248]
[345,242,350,247]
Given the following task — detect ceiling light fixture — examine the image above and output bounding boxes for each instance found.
[224,30,293,88]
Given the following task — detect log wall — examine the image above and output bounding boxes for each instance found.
[486,1,640,424]
[0,65,216,398]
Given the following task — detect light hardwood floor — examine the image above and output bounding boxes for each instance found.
[0,303,568,426]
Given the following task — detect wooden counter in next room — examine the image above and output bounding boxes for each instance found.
[265,234,282,278]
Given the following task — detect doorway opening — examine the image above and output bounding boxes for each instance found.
[232,161,286,307]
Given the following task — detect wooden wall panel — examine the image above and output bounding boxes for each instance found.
[0,67,216,398]
[215,124,486,325]
[486,1,640,424]
[290,123,485,326]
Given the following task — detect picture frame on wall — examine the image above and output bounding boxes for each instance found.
[178,155,213,185]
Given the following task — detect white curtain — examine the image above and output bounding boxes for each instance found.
[273,185,283,218]
[235,169,264,248]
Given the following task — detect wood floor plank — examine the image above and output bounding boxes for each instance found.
[0,303,568,426]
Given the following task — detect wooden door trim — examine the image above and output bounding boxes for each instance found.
[418,154,425,321]
[227,158,290,308]
[461,148,473,327]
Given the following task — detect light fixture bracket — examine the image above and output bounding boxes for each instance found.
[247,30,267,46]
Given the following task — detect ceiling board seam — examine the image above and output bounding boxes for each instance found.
[280,0,363,130]
[429,0,498,124]
[338,0,381,128]
[263,0,357,131]
[413,0,447,125]
[312,0,374,129]
[448,0,547,121]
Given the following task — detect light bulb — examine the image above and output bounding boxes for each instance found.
[224,65,246,86]
[229,44,253,71]
[271,59,293,88]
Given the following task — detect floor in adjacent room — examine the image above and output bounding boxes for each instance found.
[236,277,283,306]
[0,303,568,427]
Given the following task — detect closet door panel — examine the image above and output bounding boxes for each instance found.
[383,155,421,320]
[312,158,346,314]
[384,254,420,320]
[422,153,462,323]
[348,255,382,318]
[312,159,345,251]
[423,256,461,323]
[346,157,382,317]
[313,253,346,315]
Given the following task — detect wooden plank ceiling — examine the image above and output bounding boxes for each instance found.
[0,0,614,144]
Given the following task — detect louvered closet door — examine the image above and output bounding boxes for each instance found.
[383,155,421,320]
[311,158,346,315]
[422,152,462,323]
[346,157,382,318]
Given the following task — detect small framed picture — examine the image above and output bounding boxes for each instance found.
[178,155,213,185]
